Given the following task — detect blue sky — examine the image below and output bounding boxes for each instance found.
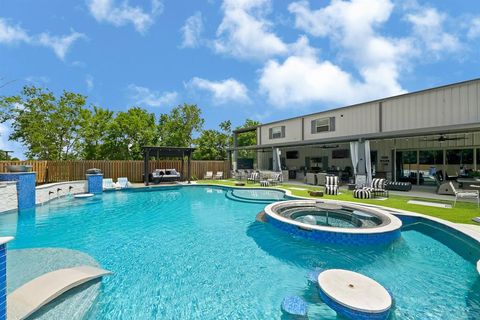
[1,0,480,158]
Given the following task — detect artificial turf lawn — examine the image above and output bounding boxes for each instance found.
[198,179,480,225]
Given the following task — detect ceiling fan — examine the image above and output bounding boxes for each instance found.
[424,134,468,142]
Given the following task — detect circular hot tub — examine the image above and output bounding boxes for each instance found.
[264,200,402,245]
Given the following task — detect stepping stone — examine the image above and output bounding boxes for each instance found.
[318,269,392,320]
[281,296,308,317]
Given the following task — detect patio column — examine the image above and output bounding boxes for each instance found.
[232,133,238,171]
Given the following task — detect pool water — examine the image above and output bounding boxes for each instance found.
[0,186,480,319]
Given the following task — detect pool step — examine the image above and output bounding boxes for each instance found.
[224,190,272,204]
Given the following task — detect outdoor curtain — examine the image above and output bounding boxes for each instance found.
[364,140,372,185]
[349,141,359,176]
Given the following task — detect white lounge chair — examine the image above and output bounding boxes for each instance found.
[268,172,283,186]
[247,172,259,184]
[8,265,111,320]
[117,177,131,189]
[204,171,213,179]
[450,182,479,207]
[214,171,223,179]
[102,178,115,190]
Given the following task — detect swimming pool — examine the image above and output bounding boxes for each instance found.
[0,185,480,319]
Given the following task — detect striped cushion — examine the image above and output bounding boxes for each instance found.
[353,189,371,199]
[371,178,386,190]
[325,176,338,187]
[325,185,338,195]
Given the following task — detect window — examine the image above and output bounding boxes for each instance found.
[311,117,335,134]
[446,149,473,165]
[269,126,285,139]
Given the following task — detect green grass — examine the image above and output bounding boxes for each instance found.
[198,179,480,225]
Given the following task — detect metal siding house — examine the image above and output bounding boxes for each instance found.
[231,78,480,186]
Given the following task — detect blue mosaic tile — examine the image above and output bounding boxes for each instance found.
[0,244,6,320]
[281,296,308,316]
[319,286,391,320]
[307,268,323,283]
[0,172,36,211]
[87,174,103,194]
[267,216,400,246]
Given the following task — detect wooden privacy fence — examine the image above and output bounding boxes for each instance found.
[0,160,230,184]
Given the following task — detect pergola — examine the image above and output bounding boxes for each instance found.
[142,146,195,185]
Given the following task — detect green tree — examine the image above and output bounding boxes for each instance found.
[103,107,159,160]
[193,120,232,160]
[0,86,86,160]
[77,106,114,160]
[158,103,204,147]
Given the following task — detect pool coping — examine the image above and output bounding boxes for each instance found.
[263,200,402,235]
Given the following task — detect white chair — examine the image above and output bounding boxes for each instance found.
[117,177,131,189]
[214,171,224,179]
[102,178,115,190]
[268,172,283,186]
[203,171,213,179]
[450,182,479,207]
[247,172,259,184]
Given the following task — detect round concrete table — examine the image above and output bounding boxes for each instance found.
[318,269,392,319]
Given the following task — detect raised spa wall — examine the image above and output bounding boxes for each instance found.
[0,173,87,213]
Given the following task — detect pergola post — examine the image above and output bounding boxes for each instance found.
[181,151,185,181]
[144,148,149,186]
[187,152,192,184]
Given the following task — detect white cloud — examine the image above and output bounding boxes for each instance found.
[37,31,86,60]
[264,0,410,108]
[406,6,461,55]
[0,18,85,60]
[0,18,30,43]
[187,77,250,104]
[86,74,94,91]
[467,17,480,39]
[87,0,163,34]
[259,37,405,108]
[180,12,203,48]
[214,0,288,60]
[128,84,177,107]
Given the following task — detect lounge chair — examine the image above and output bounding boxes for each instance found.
[450,182,479,207]
[247,172,260,184]
[268,172,283,186]
[204,171,213,179]
[364,178,389,198]
[117,177,131,189]
[8,266,111,320]
[214,171,224,179]
[102,178,115,190]
[325,175,339,195]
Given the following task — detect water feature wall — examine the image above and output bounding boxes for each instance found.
[36,181,87,204]
[0,175,87,213]
[0,173,36,212]
[86,174,103,194]
[0,183,18,213]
